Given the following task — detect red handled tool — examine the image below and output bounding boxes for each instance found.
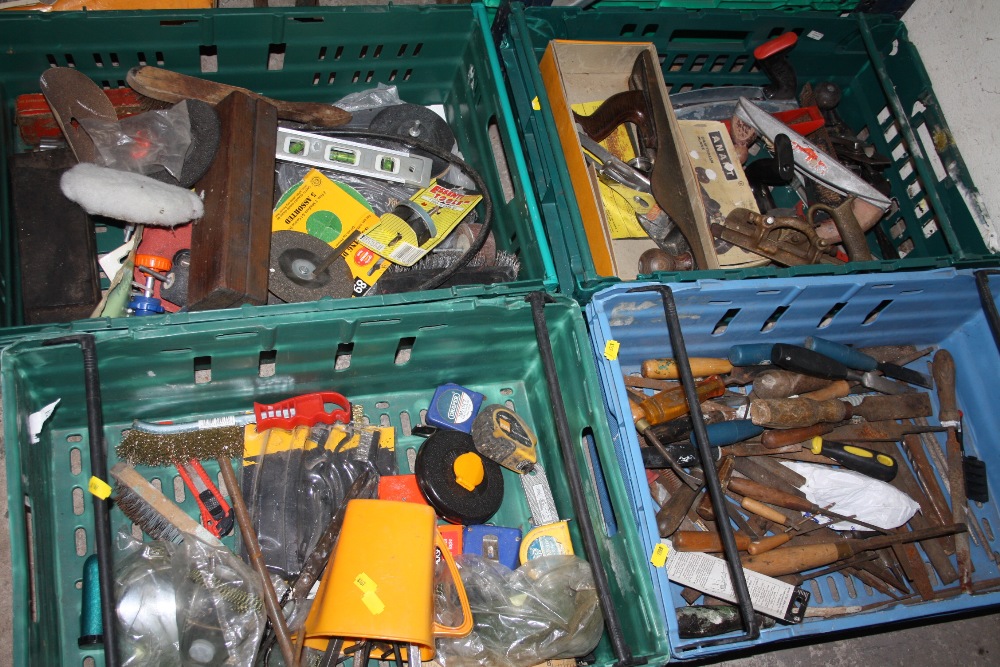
[175,459,235,538]
[254,391,351,431]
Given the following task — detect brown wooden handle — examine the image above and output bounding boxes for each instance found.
[852,393,933,421]
[932,349,960,423]
[749,397,850,429]
[752,371,835,399]
[656,484,699,537]
[127,65,351,127]
[642,357,733,380]
[741,543,850,576]
[761,423,836,449]
[740,497,789,525]
[799,380,852,401]
[673,531,750,552]
[729,477,814,513]
[747,533,792,555]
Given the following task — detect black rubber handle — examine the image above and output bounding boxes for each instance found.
[813,438,898,482]
[771,343,853,381]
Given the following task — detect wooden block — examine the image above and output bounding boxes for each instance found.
[10,148,101,324]
[188,91,276,311]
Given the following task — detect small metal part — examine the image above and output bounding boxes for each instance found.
[714,208,843,266]
[520,463,560,527]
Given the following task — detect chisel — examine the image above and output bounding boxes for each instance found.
[642,357,734,379]
[771,343,910,394]
[741,524,967,576]
[805,336,933,388]
[933,349,974,592]
[750,393,932,429]
[751,369,838,399]
[728,476,890,534]
[674,530,753,552]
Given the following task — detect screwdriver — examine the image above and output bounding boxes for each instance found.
[632,375,726,426]
[810,436,898,482]
[727,476,890,534]
[741,523,967,576]
[770,343,910,395]
[805,336,932,388]
[747,515,837,555]
[642,357,734,379]
[673,530,752,553]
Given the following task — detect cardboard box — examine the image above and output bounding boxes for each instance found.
[539,40,719,279]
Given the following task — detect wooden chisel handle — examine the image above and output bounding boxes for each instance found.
[799,380,852,401]
[747,533,792,555]
[673,531,751,552]
[932,349,960,423]
[742,543,850,576]
[750,397,851,429]
[751,371,835,399]
[741,497,789,525]
[729,476,814,513]
[761,422,838,448]
[642,357,733,379]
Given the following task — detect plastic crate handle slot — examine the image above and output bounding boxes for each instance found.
[584,427,619,538]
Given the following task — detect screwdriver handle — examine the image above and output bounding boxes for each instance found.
[642,357,733,380]
[760,423,837,449]
[749,397,851,429]
[691,420,765,448]
[636,375,727,426]
[742,543,851,576]
[811,437,898,482]
[771,343,852,381]
[931,349,960,424]
[798,380,852,402]
[747,533,792,555]
[673,530,751,552]
[740,497,789,525]
[729,476,814,513]
[729,343,775,367]
[805,336,878,372]
[752,370,836,399]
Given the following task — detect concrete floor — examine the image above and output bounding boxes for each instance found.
[1,0,999,665]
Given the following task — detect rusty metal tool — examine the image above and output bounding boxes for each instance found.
[741,523,967,576]
[805,197,873,262]
[727,476,890,534]
[576,52,719,270]
[713,208,843,267]
[771,344,911,395]
[761,422,846,449]
[932,350,974,592]
[900,434,953,537]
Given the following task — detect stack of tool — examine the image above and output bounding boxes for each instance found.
[630,338,993,637]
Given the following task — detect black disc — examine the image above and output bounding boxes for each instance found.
[368,104,456,177]
[415,430,504,525]
[268,230,354,303]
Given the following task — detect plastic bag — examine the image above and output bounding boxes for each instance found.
[435,554,604,667]
[333,83,404,114]
[80,101,192,179]
[781,460,919,530]
[172,536,266,667]
[117,541,181,667]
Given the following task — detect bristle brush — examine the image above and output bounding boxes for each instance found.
[115,417,299,666]
[110,462,223,547]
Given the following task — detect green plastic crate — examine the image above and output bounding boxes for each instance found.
[0,5,556,330]
[1,293,669,667]
[499,4,996,303]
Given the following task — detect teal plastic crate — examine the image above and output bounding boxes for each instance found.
[1,293,670,667]
[499,4,996,303]
[586,268,1000,660]
[0,5,556,330]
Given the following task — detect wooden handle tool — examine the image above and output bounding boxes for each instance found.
[728,476,889,533]
[749,397,851,428]
[741,523,967,576]
[761,422,839,448]
[127,65,352,127]
[642,357,733,379]
[673,530,751,552]
[933,349,973,592]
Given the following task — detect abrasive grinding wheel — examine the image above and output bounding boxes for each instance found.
[268,230,354,303]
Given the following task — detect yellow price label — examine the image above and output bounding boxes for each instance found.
[604,340,620,361]
[88,476,112,500]
[353,572,377,594]
[361,590,385,615]
[531,96,541,111]
[650,543,669,568]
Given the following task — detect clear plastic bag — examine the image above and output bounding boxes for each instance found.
[80,101,192,179]
[172,536,266,667]
[117,541,181,667]
[435,554,604,667]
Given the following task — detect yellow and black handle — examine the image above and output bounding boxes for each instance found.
[811,436,898,482]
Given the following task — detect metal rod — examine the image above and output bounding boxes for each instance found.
[630,285,759,648]
[43,335,120,667]
[527,292,638,666]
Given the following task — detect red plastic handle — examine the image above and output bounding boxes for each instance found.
[753,32,798,61]
[254,391,351,431]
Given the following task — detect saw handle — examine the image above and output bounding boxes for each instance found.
[932,349,960,424]
[753,32,798,100]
